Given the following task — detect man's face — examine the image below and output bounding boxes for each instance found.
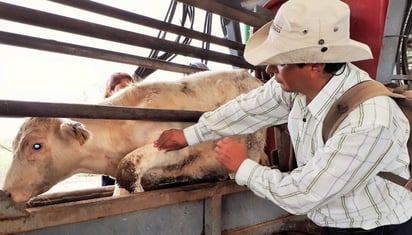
[265,64,311,92]
[113,78,132,92]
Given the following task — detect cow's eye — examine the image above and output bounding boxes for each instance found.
[33,143,42,150]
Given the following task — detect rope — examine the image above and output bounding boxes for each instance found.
[0,143,11,153]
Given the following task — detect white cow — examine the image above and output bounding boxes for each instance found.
[2,69,267,203]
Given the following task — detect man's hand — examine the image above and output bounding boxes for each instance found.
[215,137,247,172]
[153,128,188,152]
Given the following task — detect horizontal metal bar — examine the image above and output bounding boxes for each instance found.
[0,100,203,122]
[26,187,116,208]
[49,0,245,52]
[0,31,205,75]
[177,0,273,28]
[0,2,252,68]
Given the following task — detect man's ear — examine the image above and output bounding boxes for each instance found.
[60,121,91,145]
[310,63,326,72]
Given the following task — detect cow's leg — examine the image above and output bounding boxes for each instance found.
[116,143,193,193]
[116,133,267,193]
[140,154,229,190]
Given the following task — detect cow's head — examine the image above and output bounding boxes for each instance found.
[2,117,91,203]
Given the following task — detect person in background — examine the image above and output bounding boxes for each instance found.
[154,0,412,234]
[104,72,134,98]
[102,72,134,186]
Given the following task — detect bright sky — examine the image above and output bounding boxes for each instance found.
[0,0,234,144]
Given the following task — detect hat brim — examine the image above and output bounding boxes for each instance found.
[244,21,373,66]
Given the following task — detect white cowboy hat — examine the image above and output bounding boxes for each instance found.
[244,0,373,65]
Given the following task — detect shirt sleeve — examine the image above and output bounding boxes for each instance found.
[184,79,294,146]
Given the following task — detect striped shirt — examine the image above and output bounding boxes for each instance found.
[183,63,412,229]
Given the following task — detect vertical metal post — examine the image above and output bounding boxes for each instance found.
[204,195,222,235]
[376,0,408,83]
[221,16,243,59]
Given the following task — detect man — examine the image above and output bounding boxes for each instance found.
[154,0,412,234]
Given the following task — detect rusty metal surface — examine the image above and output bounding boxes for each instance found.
[0,181,246,234]
[0,191,28,220]
[223,214,320,235]
[0,181,319,235]
[205,195,223,235]
[177,0,273,28]
[0,99,204,121]
[18,200,207,235]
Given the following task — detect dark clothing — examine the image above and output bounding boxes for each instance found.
[321,217,412,235]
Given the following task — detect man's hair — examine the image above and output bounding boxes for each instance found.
[109,72,133,90]
[297,63,346,74]
[324,63,346,74]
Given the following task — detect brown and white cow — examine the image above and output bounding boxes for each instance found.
[2,69,267,203]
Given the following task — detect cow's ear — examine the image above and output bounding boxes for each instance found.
[60,122,91,145]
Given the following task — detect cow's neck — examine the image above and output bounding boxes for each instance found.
[68,118,135,177]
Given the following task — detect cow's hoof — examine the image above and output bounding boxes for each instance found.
[113,185,130,196]
[132,183,145,193]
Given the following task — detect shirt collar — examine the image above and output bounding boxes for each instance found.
[305,63,369,122]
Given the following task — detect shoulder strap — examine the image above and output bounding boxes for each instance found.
[322,80,412,191]
[322,80,396,142]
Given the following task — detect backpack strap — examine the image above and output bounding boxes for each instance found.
[322,80,395,142]
[377,172,412,190]
[322,80,412,190]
